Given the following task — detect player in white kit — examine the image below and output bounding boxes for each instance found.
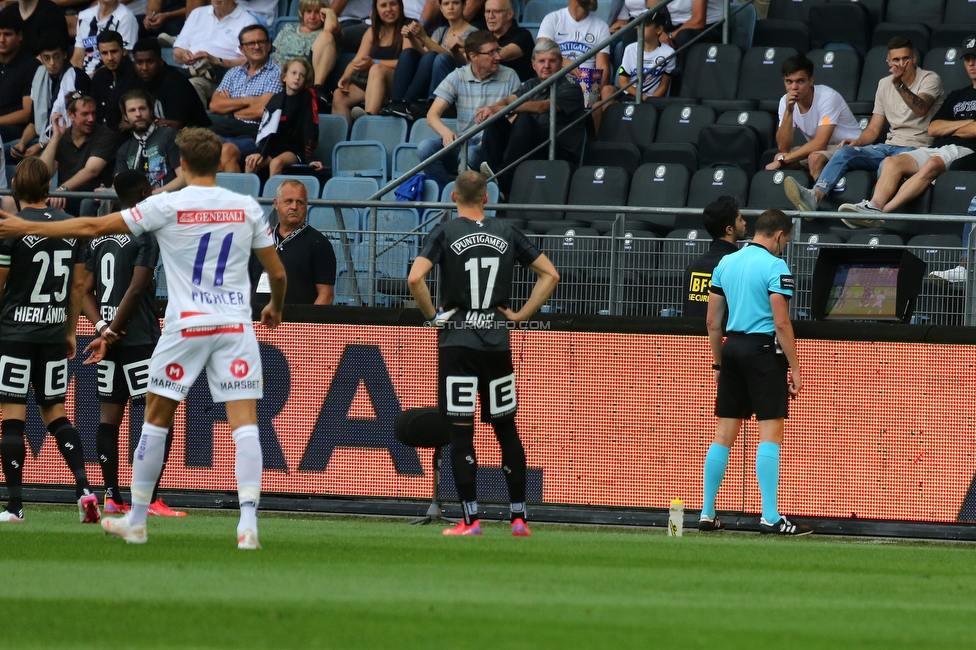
[0,131,287,549]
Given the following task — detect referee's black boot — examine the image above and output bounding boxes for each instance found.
[698,516,725,532]
[759,515,813,536]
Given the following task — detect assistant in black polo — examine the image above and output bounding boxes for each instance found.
[683,195,748,318]
[249,179,335,305]
[700,208,812,537]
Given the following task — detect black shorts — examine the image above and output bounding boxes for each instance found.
[0,340,69,406]
[715,333,790,421]
[438,346,517,423]
[96,345,154,404]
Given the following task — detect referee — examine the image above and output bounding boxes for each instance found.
[699,209,812,536]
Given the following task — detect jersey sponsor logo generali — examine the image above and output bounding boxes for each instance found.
[449,233,509,255]
[177,210,246,224]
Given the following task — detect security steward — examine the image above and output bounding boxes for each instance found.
[699,208,812,537]
[683,196,748,317]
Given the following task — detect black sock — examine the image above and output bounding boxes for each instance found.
[449,425,478,524]
[1,419,26,515]
[48,417,90,498]
[96,423,121,502]
[493,420,527,522]
[151,428,175,503]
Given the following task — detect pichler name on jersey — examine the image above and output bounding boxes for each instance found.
[13,305,67,324]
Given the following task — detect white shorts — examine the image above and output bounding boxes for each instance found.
[146,323,263,403]
[904,145,975,169]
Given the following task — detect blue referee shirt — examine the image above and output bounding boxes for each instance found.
[710,243,794,335]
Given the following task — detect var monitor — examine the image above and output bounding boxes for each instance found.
[811,248,925,323]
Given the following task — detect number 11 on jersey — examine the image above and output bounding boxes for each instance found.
[192,233,234,288]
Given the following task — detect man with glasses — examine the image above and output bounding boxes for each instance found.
[420,30,520,188]
[173,0,258,105]
[208,24,282,173]
[484,0,534,81]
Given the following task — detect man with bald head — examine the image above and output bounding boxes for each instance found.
[484,0,534,81]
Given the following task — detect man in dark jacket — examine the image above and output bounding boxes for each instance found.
[683,195,748,318]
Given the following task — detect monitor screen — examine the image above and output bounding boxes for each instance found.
[823,263,900,320]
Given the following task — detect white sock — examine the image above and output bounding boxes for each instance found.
[129,423,169,526]
[234,425,262,535]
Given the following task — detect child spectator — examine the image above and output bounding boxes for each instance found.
[602,9,674,104]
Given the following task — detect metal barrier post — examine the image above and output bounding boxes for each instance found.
[723,0,730,44]
[967,224,976,326]
[609,214,623,315]
[367,205,378,306]
[635,16,644,105]
[549,83,557,160]
[333,206,363,305]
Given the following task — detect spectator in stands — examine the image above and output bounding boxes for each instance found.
[659,0,724,51]
[120,0,151,30]
[143,0,189,39]
[682,195,746,319]
[485,0,534,82]
[0,10,40,143]
[210,24,282,172]
[5,0,71,56]
[784,37,945,216]
[478,38,584,194]
[310,2,342,103]
[72,0,139,76]
[537,0,611,127]
[239,0,279,27]
[9,33,90,162]
[91,31,139,130]
[419,30,519,187]
[384,0,476,119]
[601,8,674,104]
[333,0,372,55]
[247,58,321,176]
[173,0,257,106]
[839,39,976,221]
[331,0,413,122]
[767,54,862,180]
[132,37,211,129]
[115,89,185,193]
[249,179,337,305]
[40,92,117,214]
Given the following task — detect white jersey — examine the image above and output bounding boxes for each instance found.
[75,4,139,76]
[778,84,862,145]
[121,186,275,332]
[538,7,610,69]
[619,42,676,96]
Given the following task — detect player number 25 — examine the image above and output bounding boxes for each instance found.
[464,256,499,310]
[30,250,72,304]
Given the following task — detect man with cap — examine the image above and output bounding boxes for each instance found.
[838,37,976,222]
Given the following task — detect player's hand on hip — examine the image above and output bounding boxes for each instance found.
[789,370,802,396]
[428,308,457,328]
[83,337,109,364]
[261,303,283,329]
[497,306,519,322]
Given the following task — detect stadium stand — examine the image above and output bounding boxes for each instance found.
[717,110,776,152]
[747,170,813,211]
[332,141,389,182]
[681,44,743,106]
[504,159,573,228]
[351,116,409,168]
[736,46,800,113]
[654,104,716,145]
[643,142,699,171]
[599,103,659,150]
[808,2,872,56]
[697,124,761,176]
[807,49,861,104]
[215,173,261,196]
[583,142,643,176]
[623,163,690,234]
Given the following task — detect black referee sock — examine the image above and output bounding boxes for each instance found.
[96,423,121,502]
[1,419,26,514]
[150,428,175,503]
[48,418,91,499]
[493,420,527,521]
[449,425,479,524]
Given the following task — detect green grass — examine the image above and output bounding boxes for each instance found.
[1,505,974,649]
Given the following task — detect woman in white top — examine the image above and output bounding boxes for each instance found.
[660,0,724,48]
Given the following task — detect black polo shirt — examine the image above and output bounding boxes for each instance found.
[249,223,337,304]
[683,238,739,318]
[55,123,118,191]
[0,49,40,119]
[19,0,71,56]
[497,23,535,82]
[91,56,139,130]
[139,64,212,129]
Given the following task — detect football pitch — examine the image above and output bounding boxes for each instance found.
[1,506,974,649]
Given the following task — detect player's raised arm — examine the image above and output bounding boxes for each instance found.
[0,210,131,240]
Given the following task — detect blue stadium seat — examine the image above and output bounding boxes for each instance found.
[332,140,388,181]
[263,174,321,201]
[440,180,500,217]
[522,0,560,24]
[350,115,408,166]
[215,172,261,196]
[271,16,298,39]
[392,143,420,178]
[321,176,381,241]
[409,117,457,143]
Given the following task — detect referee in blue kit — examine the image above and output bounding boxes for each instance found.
[698,209,812,536]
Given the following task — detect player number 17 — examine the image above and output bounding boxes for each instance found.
[464,256,499,310]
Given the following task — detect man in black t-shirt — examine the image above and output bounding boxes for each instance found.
[683,196,747,318]
[0,157,100,524]
[90,30,139,130]
[840,38,976,219]
[248,180,335,304]
[485,0,534,81]
[80,170,185,517]
[132,37,212,130]
[0,10,41,142]
[6,0,71,57]
[115,89,184,193]
[407,170,559,537]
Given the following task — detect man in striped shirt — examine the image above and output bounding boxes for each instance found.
[418,30,520,188]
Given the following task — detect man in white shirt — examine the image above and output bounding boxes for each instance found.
[173,0,256,105]
[537,0,611,126]
[237,0,278,27]
[71,0,139,76]
[767,54,862,179]
[0,128,287,549]
[785,37,945,215]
